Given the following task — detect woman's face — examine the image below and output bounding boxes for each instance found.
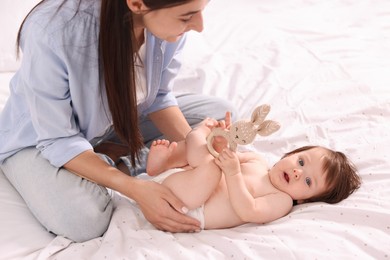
[139,0,209,42]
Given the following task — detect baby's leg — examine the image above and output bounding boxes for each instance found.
[162,159,221,209]
[146,139,187,176]
[146,119,215,175]
[185,122,214,168]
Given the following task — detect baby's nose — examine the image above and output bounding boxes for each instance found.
[293,169,302,179]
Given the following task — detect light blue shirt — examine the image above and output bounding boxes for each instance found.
[0,0,186,167]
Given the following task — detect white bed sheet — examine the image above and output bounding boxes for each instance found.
[1,0,389,259]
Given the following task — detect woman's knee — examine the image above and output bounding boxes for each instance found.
[1,148,115,242]
[176,93,238,125]
[57,195,114,242]
[46,177,115,242]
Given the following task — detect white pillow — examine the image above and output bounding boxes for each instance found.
[0,0,40,72]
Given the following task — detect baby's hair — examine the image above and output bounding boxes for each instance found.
[283,146,361,204]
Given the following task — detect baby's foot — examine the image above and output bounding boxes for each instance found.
[146,139,177,176]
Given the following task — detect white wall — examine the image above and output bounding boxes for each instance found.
[0,0,40,72]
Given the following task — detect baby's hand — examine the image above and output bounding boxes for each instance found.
[192,118,218,135]
[214,148,241,177]
[202,111,231,130]
[203,117,219,129]
[216,111,232,130]
[212,111,232,152]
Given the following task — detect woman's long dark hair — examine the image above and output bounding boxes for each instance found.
[17,0,192,167]
[99,0,143,167]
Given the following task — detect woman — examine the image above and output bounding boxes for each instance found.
[0,0,236,242]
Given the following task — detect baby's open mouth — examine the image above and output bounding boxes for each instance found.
[284,172,290,183]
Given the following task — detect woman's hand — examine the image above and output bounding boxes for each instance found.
[133,180,201,232]
[215,148,241,177]
[64,150,200,232]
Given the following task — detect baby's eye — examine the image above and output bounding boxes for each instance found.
[298,158,304,166]
[305,177,312,187]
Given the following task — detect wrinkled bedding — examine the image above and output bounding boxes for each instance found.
[0,0,389,259]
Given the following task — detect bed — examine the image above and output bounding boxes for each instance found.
[1,0,389,259]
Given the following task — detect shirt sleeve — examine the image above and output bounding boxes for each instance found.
[19,19,93,167]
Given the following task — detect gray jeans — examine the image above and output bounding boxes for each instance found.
[0,93,237,242]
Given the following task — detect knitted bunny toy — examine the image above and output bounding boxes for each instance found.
[207,104,281,157]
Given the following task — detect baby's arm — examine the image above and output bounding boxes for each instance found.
[215,149,292,224]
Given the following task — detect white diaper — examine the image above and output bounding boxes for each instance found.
[137,168,206,229]
[185,205,205,230]
[149,168,185,184]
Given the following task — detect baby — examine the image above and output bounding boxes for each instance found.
[144,118,361,229]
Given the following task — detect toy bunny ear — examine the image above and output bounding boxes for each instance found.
[251,104,271,125]
[257,120,281,136]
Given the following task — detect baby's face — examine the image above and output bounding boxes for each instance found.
[268,147,329,202]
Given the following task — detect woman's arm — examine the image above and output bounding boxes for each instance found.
[148,106,192,141]
[64,150,201,232]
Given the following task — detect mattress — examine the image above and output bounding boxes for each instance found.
[1,0,389,259]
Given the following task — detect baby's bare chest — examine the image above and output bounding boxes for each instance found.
[240,163,278,196]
